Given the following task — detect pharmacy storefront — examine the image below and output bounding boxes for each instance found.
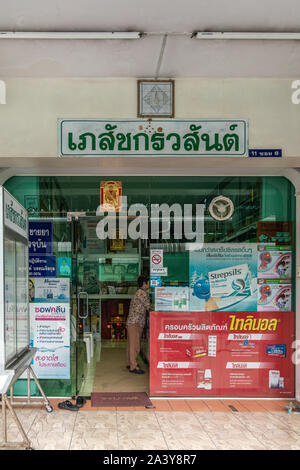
[3,172,296,399]
[0,78,299,399]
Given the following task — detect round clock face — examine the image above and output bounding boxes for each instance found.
[209,195,234,221]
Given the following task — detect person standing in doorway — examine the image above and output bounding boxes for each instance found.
[126,275,150,374]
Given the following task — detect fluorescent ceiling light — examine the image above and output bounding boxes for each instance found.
[0,31,141,39]
[194,32,300,40]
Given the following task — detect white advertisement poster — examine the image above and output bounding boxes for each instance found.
[29,277,70,303]
[30,303,70,379]
[155,286,189,311]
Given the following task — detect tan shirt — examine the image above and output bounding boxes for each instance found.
[127,288,150,329]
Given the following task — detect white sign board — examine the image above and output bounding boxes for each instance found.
[59,119,248,157]
[151,249,163,269]
[30,303,70,379]
[4,189,28,239]
[151,249,168,275]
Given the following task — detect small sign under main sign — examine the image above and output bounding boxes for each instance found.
[249,149,282,158]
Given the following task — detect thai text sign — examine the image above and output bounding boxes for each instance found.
[3,189,28,239]
[29,221,53,255]
[30,302,70,379]
[58,119,248,157]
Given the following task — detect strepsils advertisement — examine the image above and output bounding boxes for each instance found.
[189,244,257,312]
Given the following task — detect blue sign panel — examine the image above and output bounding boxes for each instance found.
[249,149,282,158]
[266,344,286,358]
[29,255,57,278]
[150,276,162,287]
[29,221,53,255]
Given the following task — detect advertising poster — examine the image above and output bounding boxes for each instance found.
[257,279,292,312]
[155,286,189,311]
[30,302,70,379]
[57,257,71,277]
[150,276,162,287]
[257,245,292,279]
[29,278,70,303]
[189,243,257,312]
[150,311,295,397]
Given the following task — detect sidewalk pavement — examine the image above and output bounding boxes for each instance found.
[2,399,300,450]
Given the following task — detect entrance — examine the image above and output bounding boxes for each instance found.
[3,175,296,399]
[71,215,149,398]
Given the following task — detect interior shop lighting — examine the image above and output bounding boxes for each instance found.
[0,31,142,40]
[194,32,300,40]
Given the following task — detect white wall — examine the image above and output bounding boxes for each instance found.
[0,78,299,159]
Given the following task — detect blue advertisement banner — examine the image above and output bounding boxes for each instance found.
[29,221,53,255]
[29,255,57,278]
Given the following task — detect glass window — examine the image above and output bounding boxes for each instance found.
[4,236,17,363]
[16,240,29,354]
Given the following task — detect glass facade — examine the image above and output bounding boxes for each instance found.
[4,175,296,397]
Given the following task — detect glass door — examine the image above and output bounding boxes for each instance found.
[72,216,103,397]
[72,218,89,396]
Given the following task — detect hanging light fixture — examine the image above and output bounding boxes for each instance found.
[0,31,142,40]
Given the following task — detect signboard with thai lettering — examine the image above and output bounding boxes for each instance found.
[4,189,28,239]
[58,119,248,157]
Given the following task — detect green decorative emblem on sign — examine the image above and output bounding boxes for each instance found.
[58,119,248,157]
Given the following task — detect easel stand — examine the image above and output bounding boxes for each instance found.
[1,392,31,449]
[8,365,53,411]
[0,350,53,450]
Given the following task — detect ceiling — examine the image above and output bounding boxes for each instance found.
[1,0,300,78]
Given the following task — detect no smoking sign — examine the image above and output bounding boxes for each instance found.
[151,250,163,268]
[152,253,162,265]
[150,249,167,276]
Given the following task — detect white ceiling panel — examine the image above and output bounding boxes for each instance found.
[0,0,300,77]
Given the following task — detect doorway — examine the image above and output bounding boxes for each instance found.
[72,215,149,398]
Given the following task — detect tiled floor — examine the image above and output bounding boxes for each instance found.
[1,399,300,450]
[2,344,298,450]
